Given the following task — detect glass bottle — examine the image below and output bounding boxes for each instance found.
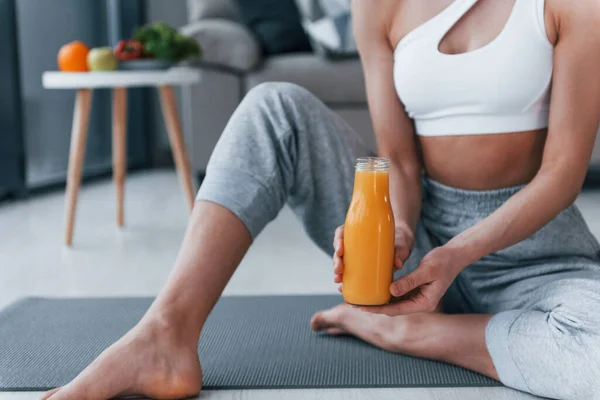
[342,157,395,306]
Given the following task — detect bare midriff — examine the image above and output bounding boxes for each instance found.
[419,128,547,189]
[343,168,395,306]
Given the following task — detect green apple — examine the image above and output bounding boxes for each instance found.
[87,47,118,71]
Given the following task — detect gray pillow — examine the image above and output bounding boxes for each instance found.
[180,19,261,72]
[296,0,357,59]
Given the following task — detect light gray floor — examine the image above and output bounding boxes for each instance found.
[2,170,599,400]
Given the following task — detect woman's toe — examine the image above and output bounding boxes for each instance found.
[310,304,352,332]
[310,311,330,331]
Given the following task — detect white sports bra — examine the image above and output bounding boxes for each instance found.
[394,0,554,136]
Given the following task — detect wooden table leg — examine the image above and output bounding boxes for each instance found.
[112,87,127,227]
[158,85,195,211]
[64,89,93,246]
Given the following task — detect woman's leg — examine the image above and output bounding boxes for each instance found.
[43,203,249,400]
[314,256,600,399]
[313,279,600,399]
[43,82,371,400]
[316,180,600,399]
[312,306,498,378]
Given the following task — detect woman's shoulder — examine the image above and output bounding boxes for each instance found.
[352,0,402,47]
[545,0,600,44]
[352,0,410,49]
[351,0,401,29]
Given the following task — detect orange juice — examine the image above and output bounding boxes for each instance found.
[342,157,395,306]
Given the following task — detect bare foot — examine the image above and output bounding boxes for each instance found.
[41,317,202,400]
[311,303,423,353]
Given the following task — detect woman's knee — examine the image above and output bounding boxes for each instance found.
[214,83,311,156]
[228,82,337,161]
[244,82,315,106]
[241,82,325,130]
[540,289,600,394]
[552,313,600,398]
[527,300,600,397]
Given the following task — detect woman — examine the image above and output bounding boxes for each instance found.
[43,0,600,399]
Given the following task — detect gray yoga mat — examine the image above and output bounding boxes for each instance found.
[0,295,500,390]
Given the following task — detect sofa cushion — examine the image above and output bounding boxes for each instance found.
[232,0,312,55]
[245,54,366,104]
[187,0,241,23]
[180,19,261,72]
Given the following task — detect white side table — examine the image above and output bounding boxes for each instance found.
[42,67,201,246]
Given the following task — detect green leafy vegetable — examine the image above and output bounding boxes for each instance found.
[133,22,201,62]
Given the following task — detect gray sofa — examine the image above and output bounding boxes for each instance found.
[181,0,600,177]
[181,0,374,174]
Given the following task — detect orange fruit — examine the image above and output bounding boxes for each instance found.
[57,41,90,72]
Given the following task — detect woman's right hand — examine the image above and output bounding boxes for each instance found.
[333,224,415,293]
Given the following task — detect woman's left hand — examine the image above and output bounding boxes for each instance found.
[362,246,464,316]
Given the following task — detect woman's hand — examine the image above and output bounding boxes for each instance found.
[363,246,463,315]
[333,225,415,292]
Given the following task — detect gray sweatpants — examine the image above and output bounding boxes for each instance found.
[197,82,600,399]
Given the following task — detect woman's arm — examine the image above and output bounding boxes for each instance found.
[353,0,422,252]
[367,0,600,315]
[444,0,600,268]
